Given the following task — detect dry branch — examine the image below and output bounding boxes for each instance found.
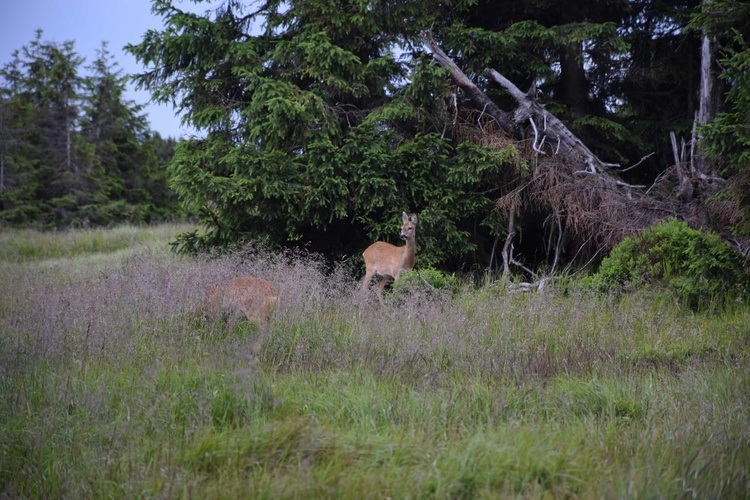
[419,32,515,135]
[484,68,619,173]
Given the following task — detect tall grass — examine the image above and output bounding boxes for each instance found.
[1,225,748,498]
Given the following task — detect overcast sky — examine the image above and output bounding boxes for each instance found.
[1,0,211,139]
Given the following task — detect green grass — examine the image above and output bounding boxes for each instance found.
[0,223,196,263]
[1,225,748,498]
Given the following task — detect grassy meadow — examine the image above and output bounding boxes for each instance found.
[1,224,748,498]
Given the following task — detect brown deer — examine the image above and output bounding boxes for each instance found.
[205,277,279,330]
[361,212,418,301]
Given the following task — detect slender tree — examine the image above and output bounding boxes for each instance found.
[81,42,171,222]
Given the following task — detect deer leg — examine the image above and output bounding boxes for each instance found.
[375,275,392,304]
[361,270,375,292]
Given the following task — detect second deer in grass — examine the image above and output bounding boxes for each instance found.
[205,277,280,330]
[361,212,418,302]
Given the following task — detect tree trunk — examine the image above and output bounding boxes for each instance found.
[502,210,515,277]
[693,0,723,177]
[559,42,588,116]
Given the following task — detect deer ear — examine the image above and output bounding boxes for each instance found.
[402,211,409,222]
[411,214,417,223]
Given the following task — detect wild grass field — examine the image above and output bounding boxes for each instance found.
[1,224,748,498]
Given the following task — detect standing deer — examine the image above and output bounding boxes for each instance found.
[361,212,418,302]
[205,277,280,330]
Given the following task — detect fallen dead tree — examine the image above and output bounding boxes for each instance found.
[420,32,718,276]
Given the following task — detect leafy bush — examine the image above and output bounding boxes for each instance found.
[583,219,749,309]
[389,268,460,298]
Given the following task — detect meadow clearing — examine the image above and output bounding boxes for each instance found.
[1,224,748,498]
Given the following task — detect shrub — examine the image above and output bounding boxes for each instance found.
[583,219,749,309]
[389,268,460,298]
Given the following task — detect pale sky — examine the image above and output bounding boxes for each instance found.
[1,0,213,139]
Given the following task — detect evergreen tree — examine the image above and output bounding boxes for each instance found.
[0,31,90,225]
[80,42,175,223]
[0,54,39,223]
[27,32,88,218]
[0,31,181,227]
[127,0,519,265]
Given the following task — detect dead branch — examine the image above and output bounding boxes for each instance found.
[501,210,516,277]
[420,32,515,134]
[618,152,655,173]
[671,131,694,202]
[484,68,619,173]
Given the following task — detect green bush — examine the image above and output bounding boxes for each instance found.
[583,219,749,309]
[390,268,460,298]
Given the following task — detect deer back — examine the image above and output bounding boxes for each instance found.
[205,277,279,328]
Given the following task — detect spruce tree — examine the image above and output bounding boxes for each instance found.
[126,0,519,264]
[1,31,181,227]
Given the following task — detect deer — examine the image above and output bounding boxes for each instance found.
[361,212,418,302]
[204,277,280,330]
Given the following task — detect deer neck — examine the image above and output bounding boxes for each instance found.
[401,235,416,270]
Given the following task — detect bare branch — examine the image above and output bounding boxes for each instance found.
[618,152,655,173]
[484,68,618,172]
[420,32,515,134]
